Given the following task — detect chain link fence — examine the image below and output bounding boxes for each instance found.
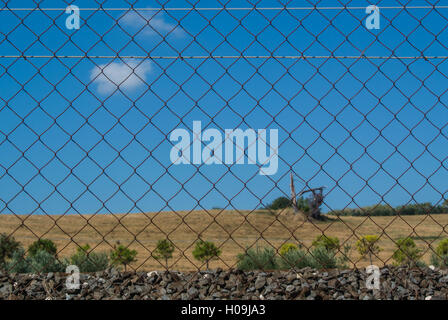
[0,1,448,275]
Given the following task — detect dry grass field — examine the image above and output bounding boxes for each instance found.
[1,209,447,271]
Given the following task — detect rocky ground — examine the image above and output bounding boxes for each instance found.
[1,266,448,300]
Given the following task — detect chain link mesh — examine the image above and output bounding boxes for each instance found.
[0,1,447,277]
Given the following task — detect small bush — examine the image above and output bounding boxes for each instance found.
[310,247,342,269]
[8,249,65,273]
[312,235,340,252]
[267,197,291,210]
[153,239,175,268]
[279,243,298,256]
[238,245,348,271]
[6,248,30,273]
[65,244,110,273]
[0,233,22,270]
[278,248,313,270]
[27,250,65,273]
[28,239,57,257]
[110,244,137,271]
[237,247,278,271]
[436,238,448,256]
[356,235,381,262]
[430,253,448,268]
[280,247,347,270]
[192,240,221,269]
[392,238,422,266]
[430,239,448,268]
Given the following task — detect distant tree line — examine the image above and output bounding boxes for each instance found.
[329,201,448,217]
[265,196,448,217]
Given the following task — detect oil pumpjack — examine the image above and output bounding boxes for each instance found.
[290,172,326,220]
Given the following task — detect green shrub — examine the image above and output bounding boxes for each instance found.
[436,238,448,256]
[110,244,137,271]
[430,239,448,268]
[356,235,381,262]
[6,248,30,273]
[6,246,64,274]
[0,233,22,270]
[268,196,310,212]
[28,239,57,257]
[8,244,109,274]
[238,245,348,271]
[65,244,110,273]
[392,238,422,266]
[430,253,448,268]
[281,247,347,270]
[267,197,291,210]
[310,247,343,269]
[153,239,175,268]
[237,247,278,271]
[277,248,313,270]
[312,235,340,252]
[27,250,65,273]
[192,240,221,269]
[279,243,298,256]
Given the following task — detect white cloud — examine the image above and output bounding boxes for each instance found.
[90,60,152,95]
[119,10,184,37]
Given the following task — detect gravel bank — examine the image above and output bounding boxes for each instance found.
[1,266,448,300]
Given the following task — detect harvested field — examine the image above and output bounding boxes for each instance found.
[1,210,447,271]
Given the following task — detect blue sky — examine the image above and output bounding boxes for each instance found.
[0,0,448,215]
